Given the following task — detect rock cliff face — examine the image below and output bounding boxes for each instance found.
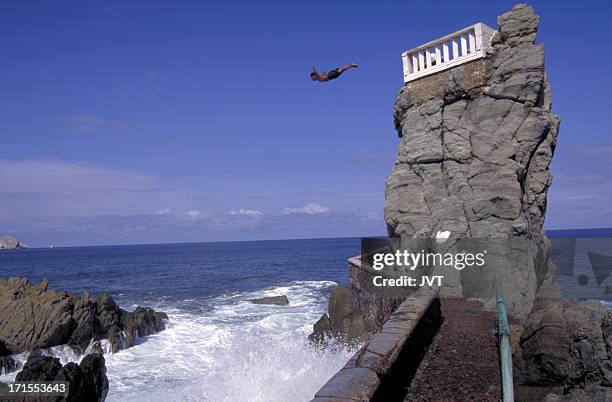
[386,3,559,316]
[310,3,560,344]
[0,278,167,356]
[385,3,612,399]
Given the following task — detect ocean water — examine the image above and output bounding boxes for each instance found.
[0,238,360,401]
[1,231,610,400]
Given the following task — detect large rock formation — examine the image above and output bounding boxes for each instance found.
[0,236,28,250]
[311,6,612,399]
[0,278,168,356]
[385,3,612,399]
[386,3,559,317]
[311,3,558,345]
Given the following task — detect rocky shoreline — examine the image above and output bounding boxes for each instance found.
[514,271,612,401]
[0,277,168,401]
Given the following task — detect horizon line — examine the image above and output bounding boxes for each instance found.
[8,227,612,250]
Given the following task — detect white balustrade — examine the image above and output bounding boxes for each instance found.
[401,23,496,83]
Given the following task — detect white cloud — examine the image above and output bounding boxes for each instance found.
[153,208,171,215]
[229,208,262,216]
[282,203,330,215]
[183,210,205,220]
[0,159,161,219]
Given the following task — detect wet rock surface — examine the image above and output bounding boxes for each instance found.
[0,277,168,354]
[248,295,289,305]
[309,284,403,344]
[4,353,109,402]
[0,341,16,375]
[514,274,612,400]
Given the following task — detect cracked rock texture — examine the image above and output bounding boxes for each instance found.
[514,273,612,400]
[386,3,559,317]
[0,277,168,357]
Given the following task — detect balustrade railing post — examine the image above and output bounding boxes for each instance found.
[452,39,459,60]
[475,23,483,51]
[468,30,476,54]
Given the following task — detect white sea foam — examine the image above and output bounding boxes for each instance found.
[101,280,354,401]
[0,280,353,401]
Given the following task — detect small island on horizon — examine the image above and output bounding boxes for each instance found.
[0,236,28,251]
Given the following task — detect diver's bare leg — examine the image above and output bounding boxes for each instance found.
[338,63,358,73]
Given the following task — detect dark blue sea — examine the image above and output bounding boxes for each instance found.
[0,238,360,401]
[0,238,357,309]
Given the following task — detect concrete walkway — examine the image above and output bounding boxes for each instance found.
[404,299,501,401]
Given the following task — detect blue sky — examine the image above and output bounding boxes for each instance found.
[1,1,611,246]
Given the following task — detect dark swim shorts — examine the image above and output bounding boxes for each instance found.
[327,68,341,80]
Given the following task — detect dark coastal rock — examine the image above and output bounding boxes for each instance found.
[248,295,289,305]
[0,340,15,374]
[16,354,62,381]
[544,387,612,402]
[0,356,16,375]
[325,286,365,340]
[514,275,612,400]
[0,277,168,354]
[0,235,28,250]
[0,341,17,374]
[308,314,332,344]
[309,285,402,344]
[13,353,108,402]
[309,286,364,344]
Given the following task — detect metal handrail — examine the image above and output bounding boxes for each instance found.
[496,278,515,402]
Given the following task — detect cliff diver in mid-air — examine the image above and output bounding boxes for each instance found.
[310,63,358,82]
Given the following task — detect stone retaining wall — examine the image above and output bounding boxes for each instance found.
[311,286,441,401]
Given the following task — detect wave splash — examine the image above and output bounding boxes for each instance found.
[102,280,354,402]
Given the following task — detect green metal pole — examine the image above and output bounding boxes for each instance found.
[496,278,515,402]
